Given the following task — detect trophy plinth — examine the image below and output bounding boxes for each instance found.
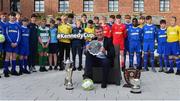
[64,58,74,90]
[130,79,141,94]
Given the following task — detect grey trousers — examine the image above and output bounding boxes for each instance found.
[113,45,122,85]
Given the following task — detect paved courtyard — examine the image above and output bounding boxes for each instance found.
[0,55,180,100]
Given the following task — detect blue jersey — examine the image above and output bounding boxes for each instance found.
[142,24,157,42]
[5,21,21,44]
[125,23,133,31]
[19,26,29,47]
[128,27,142,41]
[157,28,167,44]
[50,27,58,43]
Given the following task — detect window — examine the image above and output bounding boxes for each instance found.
[10,0,20,12]
[133,0,144,12]
[59,0,69,12]
[108,0,118,12]
[160,0,170,12]
[83,0,93,12]
[34,0,44,12]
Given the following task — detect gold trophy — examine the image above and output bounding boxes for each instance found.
[64,58,74,90]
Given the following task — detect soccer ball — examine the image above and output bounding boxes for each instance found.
[0,34,5,43]
[82,78,94,91]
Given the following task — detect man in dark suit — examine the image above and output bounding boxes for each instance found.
[83,26,115,88]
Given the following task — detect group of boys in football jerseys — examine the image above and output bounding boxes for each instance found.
[0,11,179,78]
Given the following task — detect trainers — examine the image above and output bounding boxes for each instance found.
[4,72,10,77]
[32,66,37,72]
[54,66,58,70]
[39,67,45,72]
[151,68,157,72]
[163,68,168,72]
[23,69,31,74]
[175,70,180,75]
[158,68,164,72]
[49,66,53,70]
[73,67,76,71]
[143,67,149,71]
[43,67,48,72]
[165,69,174,74]
[11,70,19,76]
[77,65,83,71]
[19,69,24,75]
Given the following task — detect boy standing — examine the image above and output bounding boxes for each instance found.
[72,19,84,71]
[18,17,31,75]
[157,20,168,72]
[3,12,21,77]
[38,18,50,72]
[28,14,38,72]
[142,16,157,72]
[128,18,142,68]
[165,16,180,75]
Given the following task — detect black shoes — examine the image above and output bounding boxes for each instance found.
[54,66,58,70]
[4,72,10,77]
[39,67,48,72]
[49,66,53,70]
[77,65,83,71]
[23,69,31,74]
[72,67,76,71]
[101,83,107,88]
[165,69,174,74]
[11,70,19,76]
[175,70,180,75]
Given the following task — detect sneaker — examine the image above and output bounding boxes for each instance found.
[39,67,45,72]
[165,69,174,74]
[54,66,58,70]
[175,70,180,75]
[163,68,168,72]
[77,65,83,71]
[32,66,37,72]
[73,67,76,71]
[151,68,157,72]
[43,67,48,72]
[4,72,10,77]
[48,66,53,70]
[11,70,19,76]
[143,67,149,71]
[23,69,31,74]
[158,68,164,72]
[19,69,24,75]
[101,83,107,88]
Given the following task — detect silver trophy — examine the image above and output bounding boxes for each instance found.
[130,79,141,94]
[64,58,74,90]
[88,40,106,59]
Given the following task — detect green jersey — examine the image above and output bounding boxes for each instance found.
[38,26,50,43]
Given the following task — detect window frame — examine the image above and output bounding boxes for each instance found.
[34,0,45,12]
[58,0,69,12]
[83,0,94,12]
[133,0,144,12]
[108,0,119,12]
[159,0,170,12]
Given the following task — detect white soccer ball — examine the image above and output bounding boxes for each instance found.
[0,34,5,43]
[82,78,94,91]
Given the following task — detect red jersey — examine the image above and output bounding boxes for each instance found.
[101,24,111,38]
[111,23,127,45]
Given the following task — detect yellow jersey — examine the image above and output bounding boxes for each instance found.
[84,27,95,41]
[58,23,72,43]
[138,24,144,28]
[167,25,180,42]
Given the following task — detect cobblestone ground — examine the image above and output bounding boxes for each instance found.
[0,56,180,100]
